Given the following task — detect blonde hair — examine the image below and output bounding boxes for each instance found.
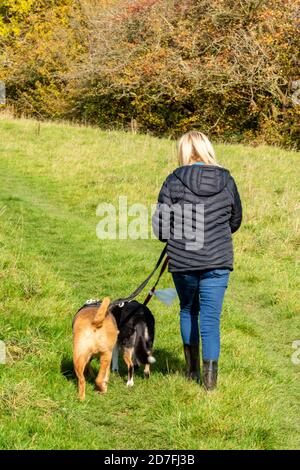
[177,131,218,166]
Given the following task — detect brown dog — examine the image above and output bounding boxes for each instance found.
[73,297,118,400]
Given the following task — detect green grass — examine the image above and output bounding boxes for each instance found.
[0,116,299,450]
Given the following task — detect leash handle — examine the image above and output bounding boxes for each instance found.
[110,245,167,307]
[143,256,169,306]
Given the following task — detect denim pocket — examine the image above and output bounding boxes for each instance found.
[201,269,230,287]
[211,268,230,277]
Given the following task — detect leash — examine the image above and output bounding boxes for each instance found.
[143,256,169,306]
[110,245,168,307]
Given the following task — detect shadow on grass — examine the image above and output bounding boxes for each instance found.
[60,356,77,383]
[60,348,184,385]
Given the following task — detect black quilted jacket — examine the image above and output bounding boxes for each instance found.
[152,164,242,272]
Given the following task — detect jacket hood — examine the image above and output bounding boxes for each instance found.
[173,165,230,196]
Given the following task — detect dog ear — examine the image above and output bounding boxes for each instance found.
[92,297,111,328]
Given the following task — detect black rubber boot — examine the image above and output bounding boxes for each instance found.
[202,360,218,391]
[183,344,200,383]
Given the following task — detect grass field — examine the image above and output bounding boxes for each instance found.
[0,117,299,450]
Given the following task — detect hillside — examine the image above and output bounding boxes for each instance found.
[0,117,299,449]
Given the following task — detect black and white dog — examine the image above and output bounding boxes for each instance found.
[110,301,155,387]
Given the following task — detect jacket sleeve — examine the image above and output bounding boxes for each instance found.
[228,177,242,233]
[152,178,172,242]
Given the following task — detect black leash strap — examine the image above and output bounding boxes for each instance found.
[110,245,167,307]
[143,255,169,306]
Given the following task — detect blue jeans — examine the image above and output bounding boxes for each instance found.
[172,269,230,361]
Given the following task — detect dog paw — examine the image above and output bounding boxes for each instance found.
[96,381,108,394]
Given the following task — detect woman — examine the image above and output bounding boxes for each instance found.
[152,131,242,391]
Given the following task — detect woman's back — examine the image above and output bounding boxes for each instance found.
[153,163,242,272]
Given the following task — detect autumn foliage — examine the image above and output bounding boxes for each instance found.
[1,0,299,147]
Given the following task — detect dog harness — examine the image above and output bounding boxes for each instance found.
[73,245,168,325]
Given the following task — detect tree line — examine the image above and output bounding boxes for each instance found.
[1,0,299,148]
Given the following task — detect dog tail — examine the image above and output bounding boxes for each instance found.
[92,297,110,328]
[135,328,156,365]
